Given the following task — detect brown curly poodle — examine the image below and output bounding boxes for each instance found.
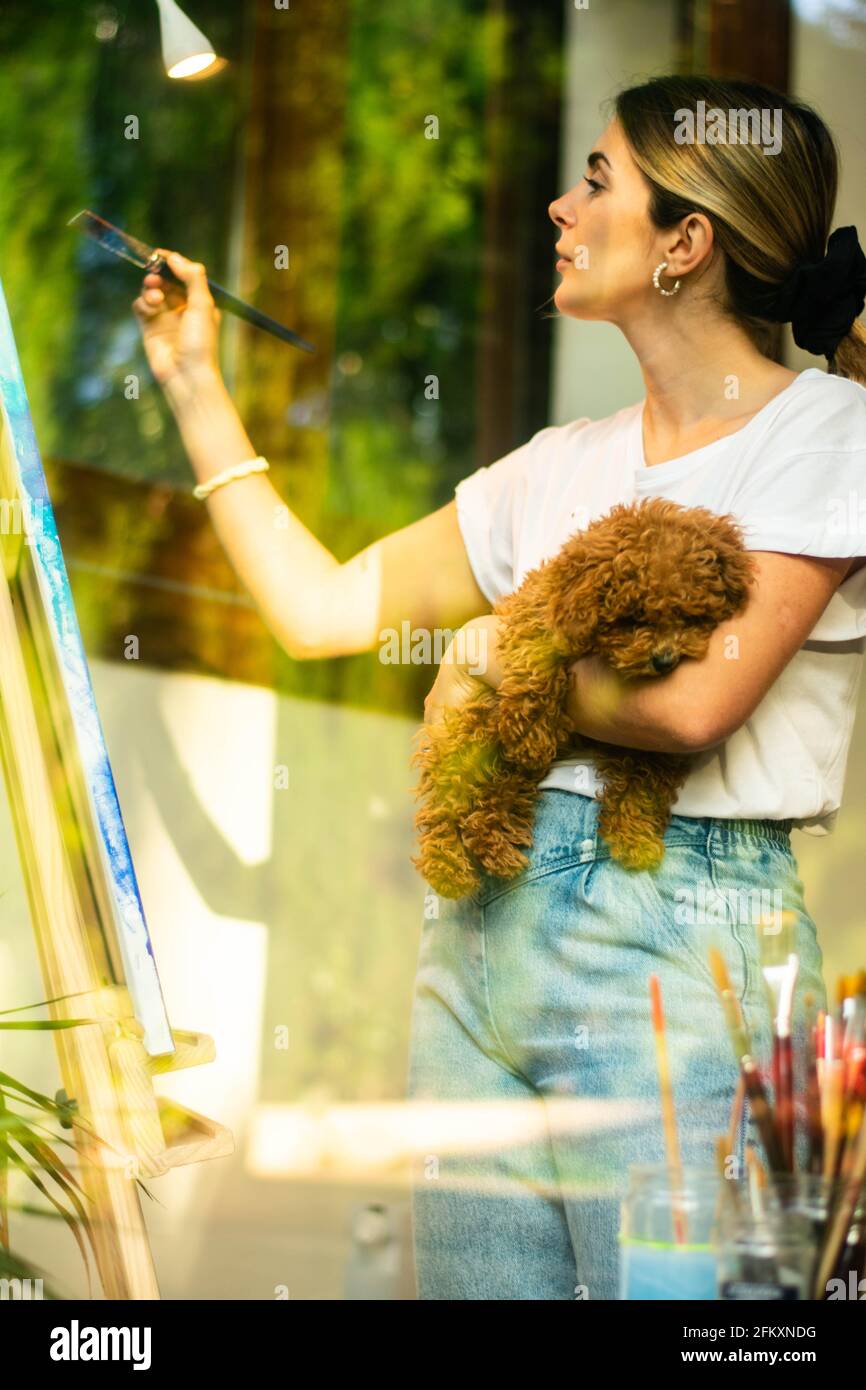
[411,496,755,899]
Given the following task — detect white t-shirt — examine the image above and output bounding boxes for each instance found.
[454,367,866,835]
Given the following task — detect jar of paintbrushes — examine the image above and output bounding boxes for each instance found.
[704,931,866,1299]
[619,946,866,1299]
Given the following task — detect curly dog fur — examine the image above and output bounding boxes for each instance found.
[411,497,755,898]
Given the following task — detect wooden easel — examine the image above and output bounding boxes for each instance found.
[0,281,233,1299]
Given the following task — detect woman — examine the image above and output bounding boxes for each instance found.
[135,76,866,1300]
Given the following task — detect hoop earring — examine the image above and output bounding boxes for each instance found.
[652,261,681,297]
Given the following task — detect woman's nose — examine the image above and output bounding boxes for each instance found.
[548,193,575,229]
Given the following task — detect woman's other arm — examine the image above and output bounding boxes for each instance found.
[565,550,855,753]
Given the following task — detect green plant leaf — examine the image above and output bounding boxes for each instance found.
[0,1243,62,1299]
[0,1140,93,1298]
[0,1070,62,1112]
[0,1077,124,1159]
[0,1110,79,1154]
[0,1018,101,1030]
[17,1131,93,1206]
[0,990,99,1017]
[0,1088,8,1251]
[2,1198,73,1220]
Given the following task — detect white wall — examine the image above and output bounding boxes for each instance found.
[782,1,866,965]
[551,0,679,424]
[787,1,866,373]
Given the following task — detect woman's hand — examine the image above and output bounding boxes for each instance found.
[423,615,504,726]
[132,249,223,391]
[566,653,629,734]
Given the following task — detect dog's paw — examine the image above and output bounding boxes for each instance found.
[609,837,666,873]
[411,848,481,901]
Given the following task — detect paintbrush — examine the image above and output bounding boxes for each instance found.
[840,973,866,1180]
[710,1077,747,1230]
[813,1104,866,1297]
[649,974,688,1244]
[757,908,798,1172]
[804,996,824,1176]
[715,1133,744,1227]
[68,210,316,353]
[708,948,788,1183]
[726,1072,746,1174]
[744,1145,767,1218]
[823,999,846,1181]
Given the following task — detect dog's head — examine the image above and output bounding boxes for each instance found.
[546,497,756,678]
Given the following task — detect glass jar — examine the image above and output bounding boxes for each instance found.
[714,1171,866,1300]
[619,1164,729,1300]
[715,1204,816,1301]
[764,1173,866,1300]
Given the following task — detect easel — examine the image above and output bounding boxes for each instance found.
[0,281,233,1299]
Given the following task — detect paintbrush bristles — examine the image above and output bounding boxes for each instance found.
[709,945,866,1296]
[709,946,732,996]
[648,974,688,1245]
[756,909,795,967]
[649,973,664,1033]
[814,1109,866,1296]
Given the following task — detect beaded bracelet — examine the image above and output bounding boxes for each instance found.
[193,456,269,500]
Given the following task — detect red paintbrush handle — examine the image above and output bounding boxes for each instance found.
[847,1044,866,1104]
[776,1036,794,1172]
[806,1058,824,1175]
[743,1060,788,1178]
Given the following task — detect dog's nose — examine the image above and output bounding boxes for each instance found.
[651,649,679,674]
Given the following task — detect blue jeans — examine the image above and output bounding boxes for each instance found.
[406,789,826,1300]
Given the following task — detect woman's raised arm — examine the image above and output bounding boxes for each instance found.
[134,251,490,661]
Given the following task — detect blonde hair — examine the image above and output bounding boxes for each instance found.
[615,76,866,384]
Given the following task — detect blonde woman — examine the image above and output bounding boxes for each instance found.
[135,76,866,1300]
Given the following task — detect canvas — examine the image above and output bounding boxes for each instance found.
[0,276,173,1057]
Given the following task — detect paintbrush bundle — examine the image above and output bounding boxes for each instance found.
[707,946,866,1300]
[809,973,866,1295]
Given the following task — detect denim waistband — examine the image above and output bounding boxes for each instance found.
[697,815,794,843]
[531,789,793,869]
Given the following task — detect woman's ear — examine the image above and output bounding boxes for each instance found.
[664,211,715,278]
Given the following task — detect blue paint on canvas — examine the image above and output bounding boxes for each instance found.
[0,278,174,1056]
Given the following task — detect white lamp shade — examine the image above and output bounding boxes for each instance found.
[155,0,217,79]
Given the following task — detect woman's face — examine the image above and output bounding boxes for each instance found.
[549,118,667,324]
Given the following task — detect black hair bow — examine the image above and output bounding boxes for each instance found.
[767,226,866,359]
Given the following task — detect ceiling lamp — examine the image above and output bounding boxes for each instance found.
[154,0,220,80]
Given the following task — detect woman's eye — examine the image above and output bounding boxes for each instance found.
[584,176,603,195]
